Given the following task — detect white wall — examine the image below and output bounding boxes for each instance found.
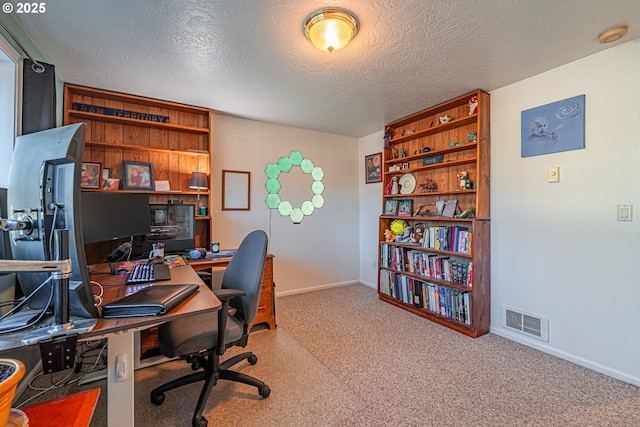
[358,131,384,288]
[490,38,640,385]
[211,114,360,295]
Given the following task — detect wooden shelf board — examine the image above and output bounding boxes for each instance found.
[385,142,477,165]
[378,241,472,259]
[86,141,211,157]
[385,90,484,128]
[387,115,477,145]
[69,110,209,134]
[65,83,211,114]
[386,158,477,175]
[81,189,209,196]
[378,293,480,338]
[379,266,473,290]
[383,190,476,198]
[380,215,474,222]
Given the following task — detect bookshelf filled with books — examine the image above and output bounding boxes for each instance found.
[378,90,490,337]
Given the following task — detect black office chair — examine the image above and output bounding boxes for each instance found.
[150,230,271,427]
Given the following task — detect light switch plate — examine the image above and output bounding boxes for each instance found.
[548,167,560,182]
[618,204,632,221]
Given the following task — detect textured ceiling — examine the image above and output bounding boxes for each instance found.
[8,0,640,138]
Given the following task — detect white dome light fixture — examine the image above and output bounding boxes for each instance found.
[598,26,628,44]
[303,8,359,53]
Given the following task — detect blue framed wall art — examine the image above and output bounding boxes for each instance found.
[521,94,585,157]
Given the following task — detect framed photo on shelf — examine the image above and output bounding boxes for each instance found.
[365,152,382,184]
[397,199,413,217]
[80,162,101,189]
[102,178,120,191]
[402,162,409,170]
[122,161,154,190]
[383,199,398,216]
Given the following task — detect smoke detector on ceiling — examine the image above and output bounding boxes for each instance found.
[598,26,628,44]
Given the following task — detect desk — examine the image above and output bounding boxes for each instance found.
[0,265,221,427]
[188,254,276,331]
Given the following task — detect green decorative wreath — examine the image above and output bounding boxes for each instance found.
[264,150,325,224]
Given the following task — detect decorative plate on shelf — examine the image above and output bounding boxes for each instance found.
[399,173,416,194]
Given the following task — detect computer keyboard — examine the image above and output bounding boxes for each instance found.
[126,263,171,284]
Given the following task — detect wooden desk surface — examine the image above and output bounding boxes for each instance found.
[0,264,221,356]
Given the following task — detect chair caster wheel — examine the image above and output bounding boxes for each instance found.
[259,385,271,398]
[248,354,258,364]
[150,392,165,405]
[193,416,208,427]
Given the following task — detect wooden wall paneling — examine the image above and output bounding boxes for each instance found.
[65,83,212,260]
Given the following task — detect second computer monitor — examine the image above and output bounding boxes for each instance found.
[143,203,195,255]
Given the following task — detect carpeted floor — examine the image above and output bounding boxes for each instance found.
[15,284,640,426]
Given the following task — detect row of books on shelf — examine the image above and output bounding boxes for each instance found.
[423,225,472,254]
[380,244,473,286]
[379,270,472,325]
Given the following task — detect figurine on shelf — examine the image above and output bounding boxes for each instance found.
[455,206,474,218]
[399,147,407,158]
[439,114,451,124]
[384,176,399,195]
[468,95,478,115]
[396,225,412,243]
[384,177,393,195]
[411,223,425,244]
[457,171,471,190]
[419,178,438,193]
[384,228,396,243]
[384,128,393,148]
[413,204,431,216]
[466,130,477,143]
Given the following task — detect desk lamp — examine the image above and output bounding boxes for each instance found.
[189,172,208,216]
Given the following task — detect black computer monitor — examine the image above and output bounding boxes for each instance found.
[7,123,98,319]
[143,203,195,255]
[81,192,151,244]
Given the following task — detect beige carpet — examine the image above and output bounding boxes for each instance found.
[15,284,640,426]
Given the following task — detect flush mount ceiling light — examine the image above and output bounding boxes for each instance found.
[598,26,628,44]
[303,8,359,53]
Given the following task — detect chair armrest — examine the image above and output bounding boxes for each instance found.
[213,288,246,301]
[213,288,246,355]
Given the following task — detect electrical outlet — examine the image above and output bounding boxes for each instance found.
[371,260,377,269]
[548,167,560,182]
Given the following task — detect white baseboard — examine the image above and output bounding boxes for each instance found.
[275,280,360,297]
[490,326,640,387]
[359,280,377,289]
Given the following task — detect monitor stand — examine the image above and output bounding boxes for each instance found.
[20,316,97,345]
[21,230,98,345]
[0,229,99,345]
